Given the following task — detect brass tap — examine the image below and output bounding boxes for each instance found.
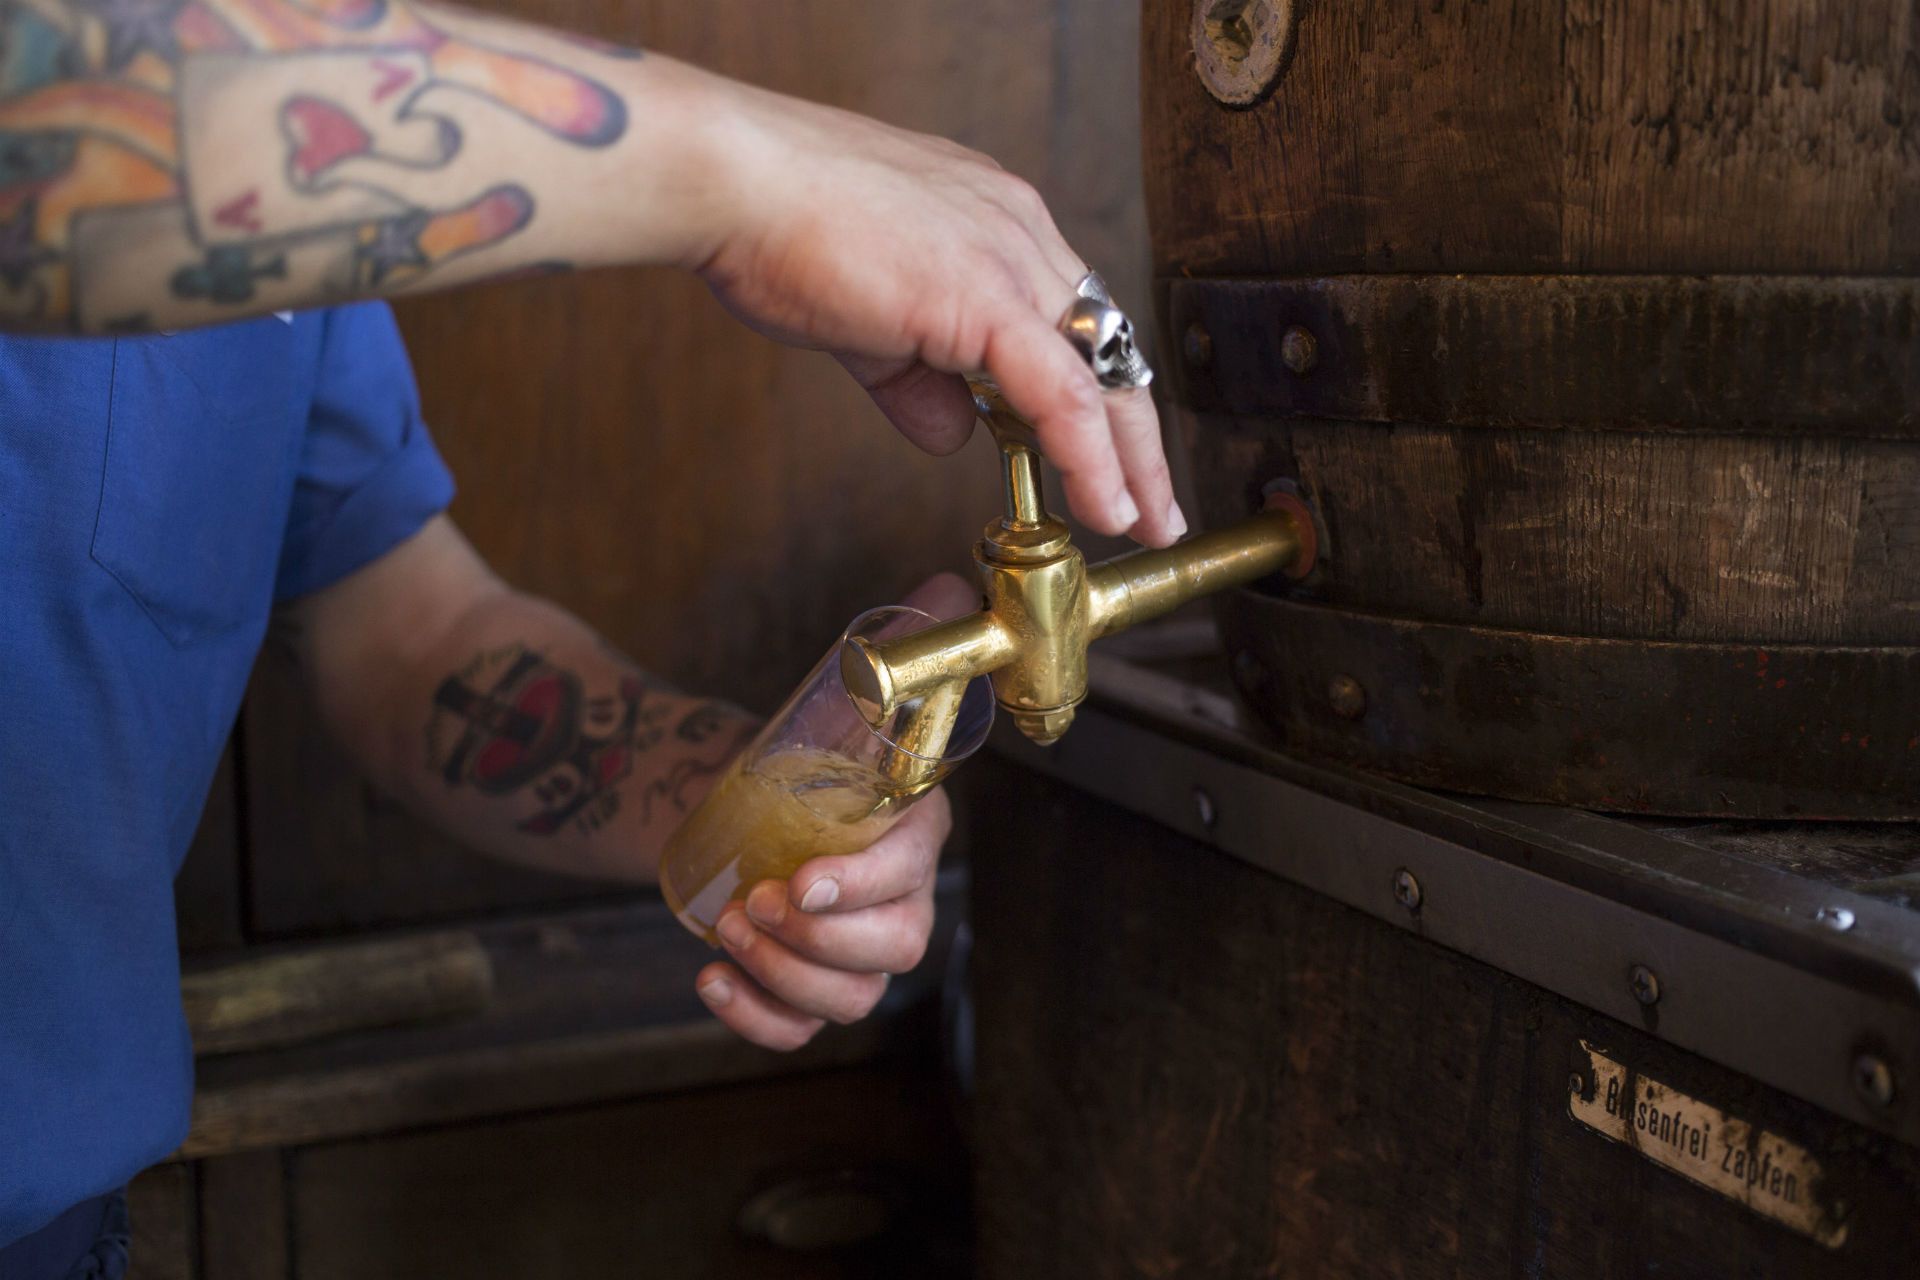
[844,380,1316,748]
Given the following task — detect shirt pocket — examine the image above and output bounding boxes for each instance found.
[91,325,304,647]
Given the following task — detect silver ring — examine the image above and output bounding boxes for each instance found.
[1060,271,1153,391]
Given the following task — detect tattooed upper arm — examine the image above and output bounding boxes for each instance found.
[0,0,635,331]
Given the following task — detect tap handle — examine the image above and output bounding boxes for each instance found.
[965,376,1059,532]
[966,377,1041,457]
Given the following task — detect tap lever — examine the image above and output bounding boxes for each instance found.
[967,377,1041,456]
[853,390,1315,746]
[968,376,1055,531]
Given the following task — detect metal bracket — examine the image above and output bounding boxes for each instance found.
[994,653,1920,1147]
[1168,274,1920,438]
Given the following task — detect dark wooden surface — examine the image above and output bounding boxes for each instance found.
[1148,0,1920,816]
[1218,592,1920,819]
[1184,398,1920,815]
[133,1066,966,1280]
[183,869,963,1158]
[281,1068,968,1280]
[126,1163,196,1280]
[182,930,493,1057]
[1655,821,1920,897]
[1190,414,1920,646]
[1168,275,1920,440]
[229,0,1154,938]
[969,756,1920,1278]
[137,871,967,1276]
[1145,0,1920,278]
[196,1151,290,1280]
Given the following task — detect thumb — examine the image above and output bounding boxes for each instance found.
[837,353,977,457]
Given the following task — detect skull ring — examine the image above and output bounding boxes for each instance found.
[1060,271,1153,391]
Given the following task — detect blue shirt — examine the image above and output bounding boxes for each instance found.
[0,304,454,1249]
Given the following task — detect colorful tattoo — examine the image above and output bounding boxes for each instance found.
[0,0,632,328]
[637,702,757,823]
[424,643,745,839]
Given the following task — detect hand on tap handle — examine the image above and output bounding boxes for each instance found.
[698,85,1181,545]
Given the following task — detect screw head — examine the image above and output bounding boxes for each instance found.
[1392,868,1422,912]
[1280,325,1319,375]
[1815,906,1856,932]
[1327,673,1366,719]
[1853,1054,1896,1110]
[1193,786,1218,829]
[1183,320,1214,371]
[1630,964,1662,1006]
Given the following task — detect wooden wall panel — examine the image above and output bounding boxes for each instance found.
[402,0,1152,708]
[239,0,1153,934]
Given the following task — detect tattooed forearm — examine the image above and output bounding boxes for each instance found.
[423,641,750,841]
[0,0,635,330]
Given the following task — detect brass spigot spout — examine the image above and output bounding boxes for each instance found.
[1088,516,1308,639]
[841,382,1316,746]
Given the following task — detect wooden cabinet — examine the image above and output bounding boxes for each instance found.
[148,869,973,1277]
[137,1067,967,1280]
[968,666,1920,1278]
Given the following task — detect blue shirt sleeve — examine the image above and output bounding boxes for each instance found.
[274,302,456,602]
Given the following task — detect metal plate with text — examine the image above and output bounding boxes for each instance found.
[1569,1040,1849,1248]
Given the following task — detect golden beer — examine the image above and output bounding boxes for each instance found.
[659,746,903,942]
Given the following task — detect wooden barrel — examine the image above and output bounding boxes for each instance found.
[1150,0,1920,818]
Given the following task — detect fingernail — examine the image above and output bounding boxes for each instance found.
[717,910,755,950]
[697,977,733,1006]
[1166,499,1188,539]
[746,881,788,927]
[1114,490,1142,530]
[799,877,840,913]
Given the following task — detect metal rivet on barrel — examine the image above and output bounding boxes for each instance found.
[1630,965,1661,1006]
[1193,785,1218,829]
[1853,1054,1896,1110]
[1183,320,1214,371]
[1191,0,1297,108]
[1814,905,1856,932]
[1327,674,1365,719]
[1280,324,1318,375]
[1392,868,1422,912]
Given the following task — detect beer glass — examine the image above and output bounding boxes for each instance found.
[659,605,994,943]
